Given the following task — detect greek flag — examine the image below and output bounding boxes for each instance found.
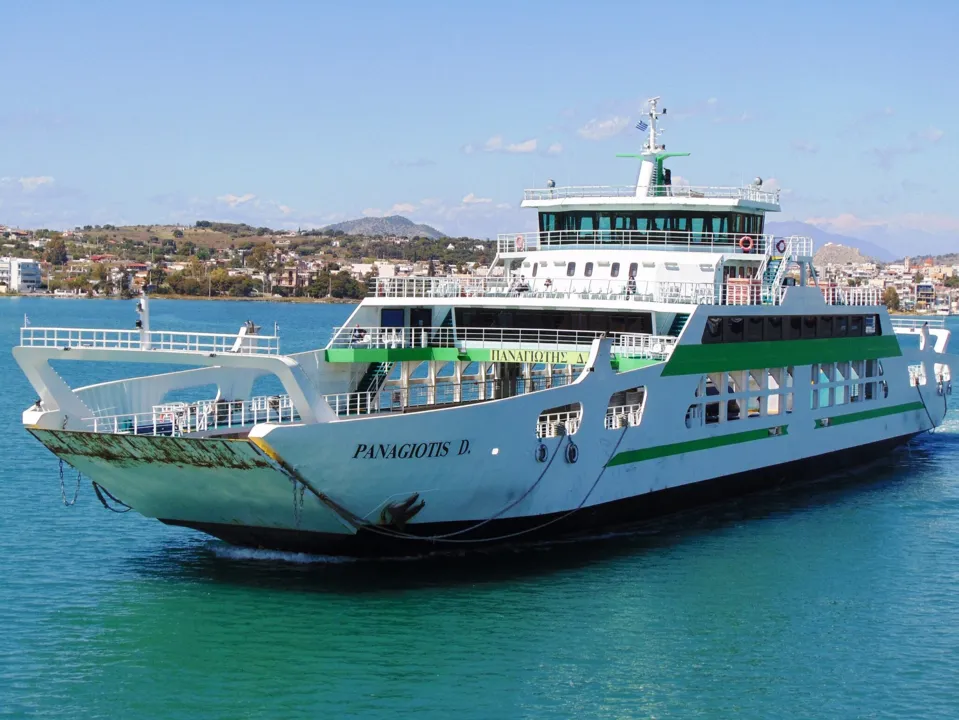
[23,314,30,327]
[636,120,649,132]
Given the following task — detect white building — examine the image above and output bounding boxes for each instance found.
[0,257,42,292]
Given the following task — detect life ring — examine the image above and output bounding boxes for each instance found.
[775,238,787,253]
[565,441,579,464]
[535,443,548,463]
[515,235,525,251]
[738,235,753,252]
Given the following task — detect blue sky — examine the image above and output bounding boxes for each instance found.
[1,0,956,251]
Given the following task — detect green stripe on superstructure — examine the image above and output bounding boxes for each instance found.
[661,335,901,377]
[327,347,665,370]
[814,401,924,429]
[606,425,788,467]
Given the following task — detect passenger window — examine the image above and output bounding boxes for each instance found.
[723,317,745,343]
[566,262,576,277]
[702,317,723,344]
[746,317,764,341]
[628,262,638,278]
[835,316,848,337]
[764,316,782,341]
[865,315,876,335]
[584,262,594,277]
[818,316,834,338]
[611,262,620,278]
[802,316,817,339]
[849,316,863,336]
[786,316,802,340]
[531,263,538,277]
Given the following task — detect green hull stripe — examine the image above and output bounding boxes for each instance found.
[815,401,924,428]
[662,335,901,377]
[607,425,788,467]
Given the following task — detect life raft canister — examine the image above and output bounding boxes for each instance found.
[515,235,525,251]
[776,238,787,253]
[738,235,754,252]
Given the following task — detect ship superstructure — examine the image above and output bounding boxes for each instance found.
[13,99,957,556]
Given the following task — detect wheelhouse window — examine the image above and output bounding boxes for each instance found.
[566,262,576,277]
[611,262,620,278]
[584,262,594,277]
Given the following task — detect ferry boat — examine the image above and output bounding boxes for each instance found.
[14,98,957,557]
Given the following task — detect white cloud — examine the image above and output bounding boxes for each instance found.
[462,193,492,204]
[547,142,563,155]
[496,202,512,209]
[18,176,55,192]
[390,202,417,214]
[921,127,945,143]
[461,143,475,155]
[506,139,537,153]
[217,193,256,207]
[278,204,293,216]
[484,136,503,151]
[362,207,383,216]
[806,212,959,235]
[577,116,630,140]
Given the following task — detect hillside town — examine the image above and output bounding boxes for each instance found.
[1,222,957,312]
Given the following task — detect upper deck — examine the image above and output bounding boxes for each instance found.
[522,183,780,207]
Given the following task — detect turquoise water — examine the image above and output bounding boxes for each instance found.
[2,298,959,719]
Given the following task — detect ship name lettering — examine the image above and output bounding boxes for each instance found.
[352,441,454,460]
[489,349,587,364]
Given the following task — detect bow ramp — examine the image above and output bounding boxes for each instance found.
[28,429,356,535]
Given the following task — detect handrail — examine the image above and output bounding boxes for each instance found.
[370,276,877,307]
[496,230,803,255]
[85,393,299,436]
[891,316,947,330]
[523,184,781,204]
[20,326,281,355]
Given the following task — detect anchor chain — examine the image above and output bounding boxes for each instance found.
[58,459,80,507]
[291,478,305,527]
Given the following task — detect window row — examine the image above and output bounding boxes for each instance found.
[538,211,765,236]
[702,314,881,344]
[686,368,795,427]
[810,360,887,408]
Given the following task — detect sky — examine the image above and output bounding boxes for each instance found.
[1,0,957,252]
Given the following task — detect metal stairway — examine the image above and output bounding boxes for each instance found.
[667,313,690,337]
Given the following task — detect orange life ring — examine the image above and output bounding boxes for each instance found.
[738,235,753,252]
[775,238,787,253]
[515,235,525,251]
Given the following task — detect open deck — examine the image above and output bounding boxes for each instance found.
[371,276,882,307]
[495,230,812,256]
[522,184,780,204]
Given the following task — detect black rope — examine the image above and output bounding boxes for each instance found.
[92,481,133,513]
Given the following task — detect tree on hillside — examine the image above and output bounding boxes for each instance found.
[247,244,277,291]
[913,271,925,285]
[883,286,900,310]
[44,238,68,266]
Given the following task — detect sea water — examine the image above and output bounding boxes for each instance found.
[1,298,958,719]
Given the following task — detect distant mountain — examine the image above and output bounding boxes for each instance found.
[813,244,872,265]
[321,215,446,239]
[767,221,894,262]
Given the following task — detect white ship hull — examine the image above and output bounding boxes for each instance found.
[26,332,950,557]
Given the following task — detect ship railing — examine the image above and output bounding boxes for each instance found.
[819,286,884,306]
[522,184,780,204]
[370,276,877,307]
[85,393,299,436]
[372,276,721,304]
[324,378,526,417]
[329,325,678,360]
[536,408,582,439]
[496,230,790,255]
[891,316,946,330]
[604,403,645,430]
[20,326,281,355]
